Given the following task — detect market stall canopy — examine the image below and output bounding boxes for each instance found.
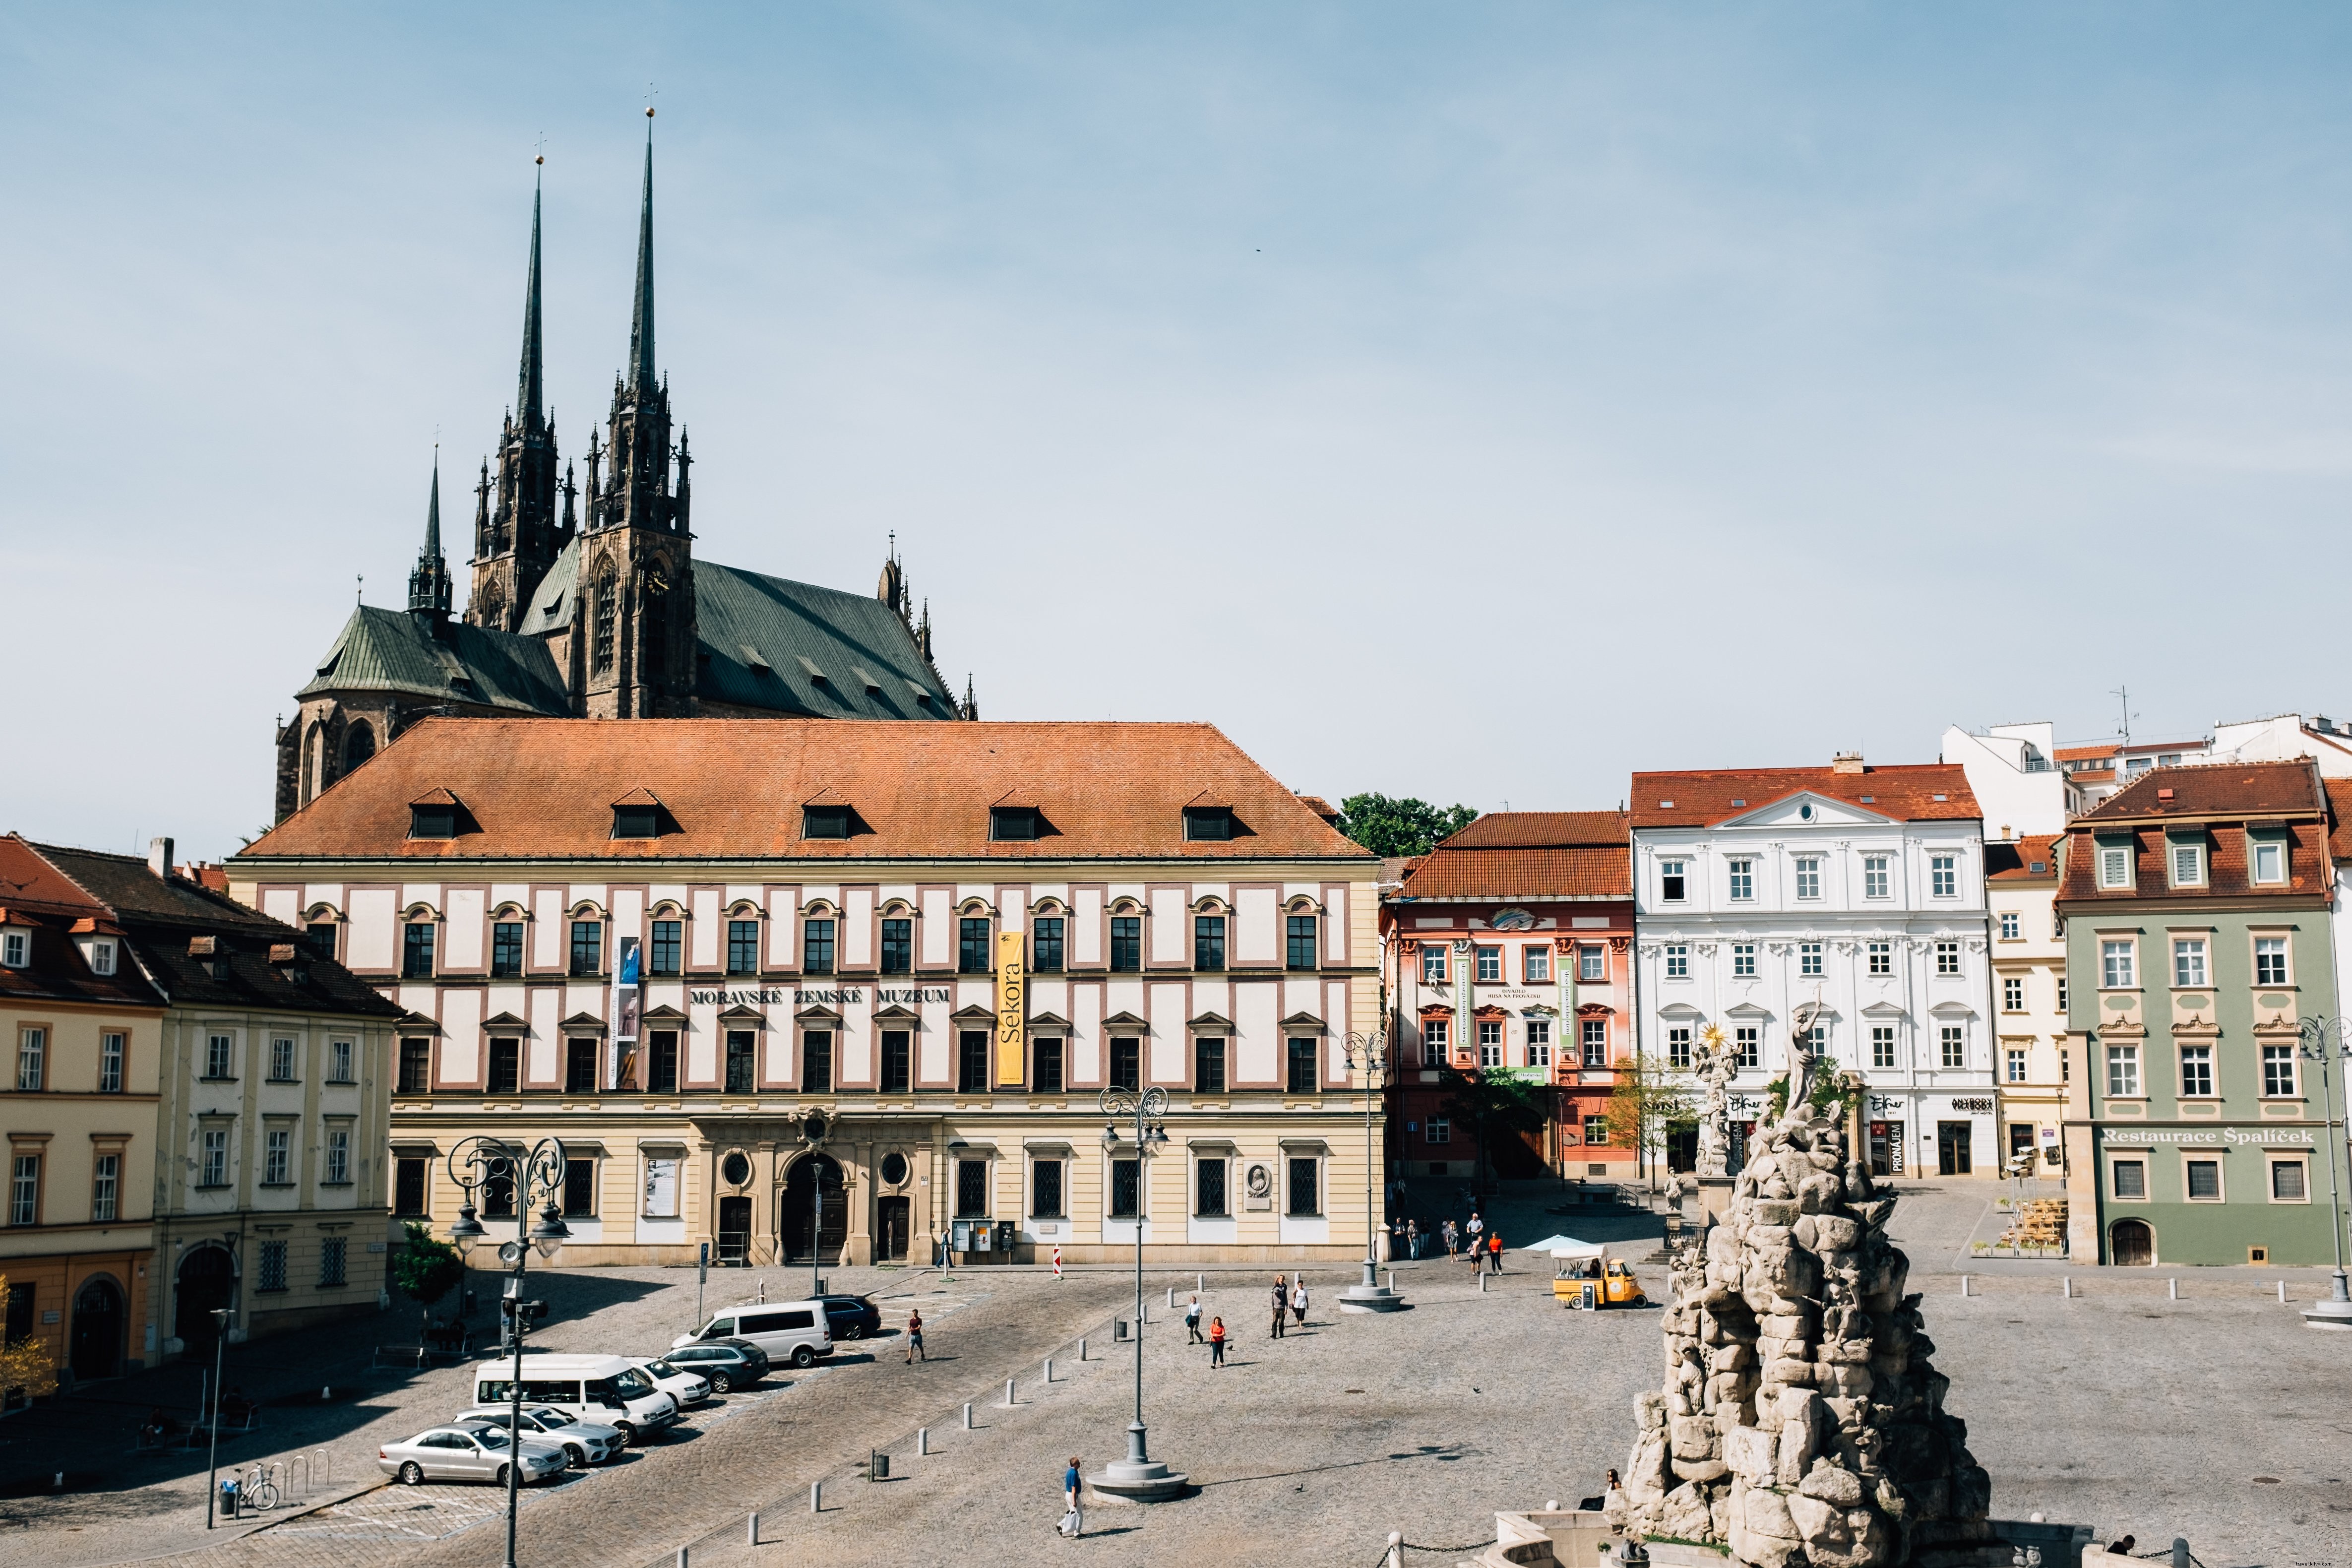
[1524,1234,1607,1259]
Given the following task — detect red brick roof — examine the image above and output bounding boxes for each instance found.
[2076,759,2322,823]
[238,717,1372,865]
[2058,761,2333,905]
[1985,834,2061,882]
[1396,812,1630,900]
[2054,744,2117,762]
[2330,779,2352,862]
[0,835,168,1011]
[1628,765,1978,829]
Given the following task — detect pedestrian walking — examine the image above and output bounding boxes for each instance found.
[1290,1278,1308,1328]
[1057,1455,1084,1539]
[1270,1274,1289,1338]
[1441,1218,1459,1258]
[1406,1217,1421,1260]
[1487,1232,1504,1274]
[1466,1210,1485,1252]
[1185,1294,1205,1344]
[905,1309,926,1363]
[1209,1316,1227,1368]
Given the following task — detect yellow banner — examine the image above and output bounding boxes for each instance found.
[996,930,1027,1086]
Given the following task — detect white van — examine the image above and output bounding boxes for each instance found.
[474,1354,681,1445]
[673,1302,833,1368]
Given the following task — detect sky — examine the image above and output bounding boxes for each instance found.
[7,4,2352,860]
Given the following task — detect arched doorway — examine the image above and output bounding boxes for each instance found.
[176,1246,235,1346]
[70,1277,124,1381]
[2109,1219,2154,1267]
[779,1154,847,1265]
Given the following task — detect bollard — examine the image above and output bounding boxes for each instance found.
[870,1450,889,1481]
[2062,1277,2072,1299]
[963,1402,973,1430]
[1044,1357,1054,1383]
[1166,1285,1176,1309]
[1197,1272,1204,1294]
[2279,1279,2289,1304]
[1547,1500,1560,1511]
[1387,1270,1396,1291]
[747,1511,759,1546]
[677,1549,689,1568]
[2168,1277,2177,1301]
[1004,1378,1016,1406]
[1387,1530,1405,1568]
[1479,1269,1487,1294]
[2171,1539,2190,1568]
[810,1481,821,1514]
[1959,1274,1969,1297]
[918,1427,928,1456]
[1078,1335,1087,1361]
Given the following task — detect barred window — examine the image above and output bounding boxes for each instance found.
[318,1236,347,1288]
[257,1240,288,1292]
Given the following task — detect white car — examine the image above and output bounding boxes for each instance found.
[628,1356,711,1408]
[456,1406,625,1467]
[379,1424,567,1487]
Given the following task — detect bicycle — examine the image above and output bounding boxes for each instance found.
[240,1463,281,1511]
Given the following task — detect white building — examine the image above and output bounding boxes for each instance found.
[1630,754,1998,1179]
[2208,711,2352,775]
[1940,721,2066,837]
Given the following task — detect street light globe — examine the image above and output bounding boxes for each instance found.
[449,1204,485,1258]
[530,1203,571,1261]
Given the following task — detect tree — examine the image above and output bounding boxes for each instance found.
[0,1276,56,1404]
[1337,794,1479,858]
[390,1221,466,1306]
[1604,1054,1693,1183]
[1438,1067,1549,1192]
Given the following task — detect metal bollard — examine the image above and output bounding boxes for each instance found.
[677,1548,689,1568]
[1078,1335,1086,1361]
[1959,1274,1969,1297]
[963,1402,973,1430]
[870,1450,889,1481]
[918,1427,928,1455]
[2279,1279,2289,1304]
[810,1480,821,1514]
[747,1511,759,1545]
[2171,1538,2190,1568]
[1004,1378,1016,1406]
[1044,1357,1054,1382]
[2168,1277,2177,1300]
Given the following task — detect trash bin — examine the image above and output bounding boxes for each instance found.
[219,1479,241,1517]
[869,1450,890,1481]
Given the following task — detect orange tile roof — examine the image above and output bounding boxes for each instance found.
[1629,765,1978,829]
[1984,834,2060,881]
[2059,761,2333,905]
[237,717,1372,865]
[1439,811,1626,850]
[1396,812,1631,900]
[2055,745,2118,762]
[2328,779,2352,861]
[2076,759,2322,823]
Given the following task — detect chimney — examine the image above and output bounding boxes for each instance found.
[147,836,175,878]
[1831,752,1865,775]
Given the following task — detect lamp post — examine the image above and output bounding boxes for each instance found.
[1085,1084,1187,1502]
[2294,1017,2352,1329]
[446,1136,571,1568]
[202,1305,230,1528]
[801,1112,830,1297]
[1340,1030,1404,1313]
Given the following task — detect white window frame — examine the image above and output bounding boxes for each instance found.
[2178,1044,2213,1098]
[1867,940,1891,976]
[2101,940,2136,990]
[1871,1025,1897,1069]
[1580,1018,1607,1067]
[2168,840,2205,888]
[1934,940,1961,976]
[88,940,116,976]
[1666,1026,1693,1069]
[7,1154,36,1226]
[200,1129,229,1188]
[263,1128,292,1186]
[1522,946,1550,984]
[269,1036,298,1083]
[1732,943,1756,978]
[2254,936,2290,988]
[1727,859,1754,902]
[1420,947,1447,984]
[2002,976,2025,1011]
[1798,942,1823,977]
[2005,1047,2027,1084]
[1939,1025,1965,1069]
[1998,912,2021,941]
[15,1029,43,1093]
[2097,842,2133,890]
[1578,946,1605,983]
[1733,1026,1759,1068]
[1930,855,1958,898]
[1475,946,1502,983]
[0,931,25,968]
[99,1032,124,1094]
[325,1127,351,1185]
[1793,857,1822,901]
[1664,945,1689,979]
[2262,1043,2297,1098]
[91,1151,119,1222]
[1659,861,1688,902]
[2251,838,2286,885]
[327,1039,354,1083]
[1424,1116,1450,1146]
[205,1033,235,1079]
[2172,938,2207,988]
[1525,1019,1551,1068]
[2105,1043,2141,1097]
[1862,856,1889,899]
[1476,1020,1503,1068]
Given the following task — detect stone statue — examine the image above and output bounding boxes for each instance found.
[1694,1025,1739,1179]
[1606,1002,1994,1568]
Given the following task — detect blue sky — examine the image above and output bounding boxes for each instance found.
[7,5,2351,857]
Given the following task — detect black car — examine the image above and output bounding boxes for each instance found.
[661,1338,770,1393]
[818,1295,882,1341]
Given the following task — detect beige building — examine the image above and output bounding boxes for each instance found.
[230,716,1384,1267]
[1987,835,2068,1175]
[0,836,164,1383]
[27,842,402,1356]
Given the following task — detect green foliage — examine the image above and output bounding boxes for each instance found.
[1763,1069,1855,1125]
[390,1221,466,1305]
[1606,1054,1692,1159]
[1335,794,1479,858]
[1439,1066,1549,1188]
[0,1275,55,1403]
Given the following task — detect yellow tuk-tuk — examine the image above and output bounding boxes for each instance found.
[1545,1238,1646,1309]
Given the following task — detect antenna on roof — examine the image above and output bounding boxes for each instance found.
[2111,685,2138,746]
[356,573,364,605]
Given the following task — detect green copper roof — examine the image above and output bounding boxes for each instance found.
[298,605,569,713]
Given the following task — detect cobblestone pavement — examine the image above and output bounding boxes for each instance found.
[0,1187,2342,1568]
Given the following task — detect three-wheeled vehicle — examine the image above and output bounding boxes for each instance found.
[1545,1238,1647,1309]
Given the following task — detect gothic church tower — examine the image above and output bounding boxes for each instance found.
[466,161,571,633]
[573,113,697,718]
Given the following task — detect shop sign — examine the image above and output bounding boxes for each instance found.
[997,931,1026,1086]
[1948,1097,1995,1114]
[2098,1126,2313,1146]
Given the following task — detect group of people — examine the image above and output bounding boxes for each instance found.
[1387,1209,1506,1273]
[1174,1274,1313,1369]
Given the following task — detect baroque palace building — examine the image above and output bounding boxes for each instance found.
[230,717,1383,1266]
[277,125,974,823]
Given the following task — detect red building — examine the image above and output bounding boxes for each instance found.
[1381,812,1634,1186]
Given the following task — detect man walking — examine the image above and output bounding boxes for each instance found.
[1270,1274,1288,1339]
[905,1309,926,1364]
[1406,1217,1421,1260]
[1184,1294,1205,1344]
[1058,1456,1084,1539]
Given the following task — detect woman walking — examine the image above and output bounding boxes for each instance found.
[1442,1218,1459,1258]
[1184,1294,1205,1344]
[1208,1316,1227,1368]
[1290,1278,1309,1329]
[1270,1274,1289,1339]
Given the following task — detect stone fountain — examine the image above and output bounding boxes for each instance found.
[1605,1005,2007,1568]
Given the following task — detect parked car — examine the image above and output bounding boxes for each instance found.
[473,1354,681,1445]
[674,1302,833,1369]
[818,1294,882,1341]
[379,1425,567,1487]
[660,1339,770,1394]
[456,1405,625,1467]
[628,1356,712,1408]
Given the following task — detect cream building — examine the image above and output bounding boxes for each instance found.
[1986,836,2068,1175]
[229,717,1383,1266]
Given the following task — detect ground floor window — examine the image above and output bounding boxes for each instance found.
[563,1158,596,1216]
[395,1157,429,1216]
[1031,1158,1064,1218]
[2111,1157,2148,1200]
[2184,1157,2222,1201]
[2271,1158,2309,1202]
[2008,1123,2034,1159]
[1195,1158,1228,1217]
[955,1157,989,1218]
[319,1235,347,1287]
[1584,1116,1608,1146]
[1286,1156,1320,1216]
[1109,1158,1140,1219]
[256,1240,289,1293]
[1424,1116,1450,1146]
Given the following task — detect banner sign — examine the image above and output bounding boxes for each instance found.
[997,930,1027,1086]
[610,936,642,1091]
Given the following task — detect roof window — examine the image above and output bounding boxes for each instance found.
[610,788,669,840]
[407,789,465,840]
[1183,807,1235,842]
[804,806,850,839]
[991,807,1040,841]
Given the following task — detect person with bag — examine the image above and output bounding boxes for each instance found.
[1057,1456,1084,1539]
[1208,1316,1227,1368]
[1184,1294,1205,1344]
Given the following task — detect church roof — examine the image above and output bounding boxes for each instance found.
[299,605,570,713]
[516,538,956,720]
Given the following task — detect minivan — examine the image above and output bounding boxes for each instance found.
[474,1354,681,1444]
[673,1302,833,1368]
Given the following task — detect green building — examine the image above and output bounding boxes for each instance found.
[2058,759,2345,1266]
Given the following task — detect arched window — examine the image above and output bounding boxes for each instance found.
[593,565,619,671]
[299,725,319,807]
[343,719,376,772]
[476,584,505,630]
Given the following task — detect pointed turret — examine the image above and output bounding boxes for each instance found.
[959,675,979,722]
[627,113,657,398]
[408,454,453,622]
[516,161,546,432]
[466,158,564,633]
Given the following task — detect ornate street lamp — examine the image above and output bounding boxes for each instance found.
[446,1136,570,1568]
[801,1111,832,1298]
[1339,1030,1404,1313]
[2294,1017,2352,1329]
[1085,1085,1187,1502]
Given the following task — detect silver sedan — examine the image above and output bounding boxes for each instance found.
[378,1425,568,1487]
[456,1406,625,1467]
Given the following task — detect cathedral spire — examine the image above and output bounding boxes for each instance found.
[517,157,546,431]
[408,451,453,622]
[627,110,656,398]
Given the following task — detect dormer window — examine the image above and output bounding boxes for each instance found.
[0,931,24,968]
[87,940,116,977]
[409,804,458,839]
[803,806,850,840]
[1183,807,1234,842]
[991,807,1039,841]
[612,805,660,839]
